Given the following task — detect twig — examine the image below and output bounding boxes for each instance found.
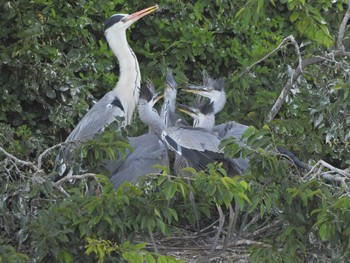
[207,204,225,259]
[54,185,70,197]
[149,229,159,254]
[249,219,285,239]
[305,160,350,189]
[221,203,239,253]
[306,160,350,179]
[197,218,221,235]
[53,173,98,186]
[0,146,36,170]
[36,142,71,172]
[239,35,298,77]
[337,0,350,49]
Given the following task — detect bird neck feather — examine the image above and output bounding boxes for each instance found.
[106,28,141,124]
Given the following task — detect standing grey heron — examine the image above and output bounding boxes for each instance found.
[110,83,169,188]
[52,5,158,182]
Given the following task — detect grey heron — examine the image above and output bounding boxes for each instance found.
[183,78,309,171]
[183,75,226,114]
[160,71,180,127]
[162,101,240,174]
[52,5,158,182]
[110,83,169,188]
[182,76,250,174]
[178,102,249,175]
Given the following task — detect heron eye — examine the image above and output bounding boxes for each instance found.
[121,17,127,23]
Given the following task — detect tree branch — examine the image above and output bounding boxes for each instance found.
[337,0,350,49]
[239,35,300,77]
[0,146,37,170]
[53,173,98,186]
[266,50,350,122]
[36,142,71,172]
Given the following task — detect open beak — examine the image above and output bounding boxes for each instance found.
[154,93,164,104]
[177,103,198,117]
[126,5,158,22]
[182,85,211,95]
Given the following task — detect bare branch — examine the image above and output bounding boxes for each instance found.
[0,146,36,170]
[266,50,350,122]
[207,204,225,259]
[53,173,98,186]
[337,0,350,49]
[149,229,159,254]
[239,35,299,77]
[36,142,71,172]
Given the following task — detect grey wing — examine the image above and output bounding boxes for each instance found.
[110,134,169,189]
[66,92,125,142]
[104,134,161,177]
[214,122,251,175]
[214,121,248,140]
[163,126,222,153]
[228,157,250,175]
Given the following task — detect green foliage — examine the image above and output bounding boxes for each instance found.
[1,0,350,262]
[0,243,28,263]
[85,239,181,263]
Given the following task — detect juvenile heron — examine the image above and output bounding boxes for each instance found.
[178,102,249,175]
[160,71,180,127]
[183,75,226,114]
[53,6,158,181]
[110,83,169,188]
[183,77,308,171]
[175,101,243,175]
[163,101,240,174]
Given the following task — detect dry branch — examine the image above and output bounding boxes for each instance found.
[337,0,350,49]
[53,173,98,186]
[0,146,36,170]
[265,49,350,122]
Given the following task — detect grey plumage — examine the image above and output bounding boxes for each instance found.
[110,133,168,188]
[110,83,168,188]
[52,6,158,182]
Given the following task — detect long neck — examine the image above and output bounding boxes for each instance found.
[139,103,165,137]
[106,28,141,124]
[212,92,226,114]
[160,89,177,127]
[195,114,215,130]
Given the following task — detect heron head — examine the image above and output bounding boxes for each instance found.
[178,101,214,119]
[163,71,178,100]
[139,83,163,108]
[182,78,226,114]
[177,104,200,119]
[104,5,158,32]
[182,78,224,99]
[178,101,215,128]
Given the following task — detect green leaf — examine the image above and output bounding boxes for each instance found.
[145,254,156,263]
[290,12,299,22]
